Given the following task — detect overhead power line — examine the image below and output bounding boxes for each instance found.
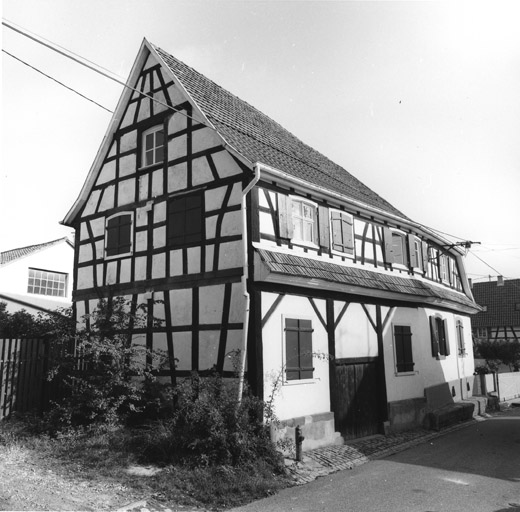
[2,49,113,113]
[2,18,209,128]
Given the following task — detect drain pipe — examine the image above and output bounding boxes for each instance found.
[237,163,261,404]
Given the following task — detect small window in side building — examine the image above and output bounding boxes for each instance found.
[105,213,133,257]
[394,325,414,373]
[330,210,355,256]
[142,125,165,167]
[285,318,314,381]
[28,268,67,297]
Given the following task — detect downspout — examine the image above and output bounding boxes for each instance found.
[237,163,261,404]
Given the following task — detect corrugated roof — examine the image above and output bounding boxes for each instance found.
[0,237,73,266]
[153,45,406,219]
[471,279,520,327]
[256,249,478,312]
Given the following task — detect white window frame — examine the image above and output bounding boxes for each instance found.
[282,314,317,386]
[141,125,165,168]
[104,211,134,260]
[389,228,408,270]
[330,209,355,259]
[290,196,318,248]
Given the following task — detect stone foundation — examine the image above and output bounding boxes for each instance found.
[271,412,343,452]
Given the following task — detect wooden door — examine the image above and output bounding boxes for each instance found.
[332,357,381,439]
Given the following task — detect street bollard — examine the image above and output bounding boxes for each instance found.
[295,425,305,462]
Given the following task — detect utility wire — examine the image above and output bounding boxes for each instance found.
[2,49,113,113]
[2,19,209,128]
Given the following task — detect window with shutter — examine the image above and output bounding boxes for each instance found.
[430,316,450,358]
[285,318,314,381]
[330,210,355,256]
[167,192,203,247]
[393,325,414,373]
[290,198,318,246]
[105,212,133,257]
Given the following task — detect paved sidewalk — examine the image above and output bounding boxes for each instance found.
[285,416,489,485]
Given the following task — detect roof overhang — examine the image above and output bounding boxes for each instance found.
[254,247,481,315]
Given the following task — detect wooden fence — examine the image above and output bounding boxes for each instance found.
[0,338,56,420]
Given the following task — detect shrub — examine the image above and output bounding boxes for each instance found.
[135,371,283,470]
[44,297,168,433]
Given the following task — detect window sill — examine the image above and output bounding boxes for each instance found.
[394,371,417,377]
[435,355,447,361]
[290,239,319,250]
[283,377,319,387]
[105,251,133,261]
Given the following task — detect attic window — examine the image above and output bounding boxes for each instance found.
[142,125,164,167]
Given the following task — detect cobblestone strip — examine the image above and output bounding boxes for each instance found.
[287,418,481,485]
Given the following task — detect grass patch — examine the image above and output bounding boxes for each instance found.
[0,418,292,511]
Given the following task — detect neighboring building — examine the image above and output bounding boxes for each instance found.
[471,278,520,343]
[62,39,480,447]
[0,237,74,315]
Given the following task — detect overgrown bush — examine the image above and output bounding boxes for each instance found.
[43,297,168,433]
[133,371,283,470]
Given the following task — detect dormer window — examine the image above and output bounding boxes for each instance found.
[142,125,164,167]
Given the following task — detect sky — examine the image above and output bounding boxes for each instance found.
[1,0,519,283]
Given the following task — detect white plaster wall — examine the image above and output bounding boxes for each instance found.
[334,302,378,359]
[383,306,475,403]
[262,292,330,421]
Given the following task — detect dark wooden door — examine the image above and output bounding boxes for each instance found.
[332,357,381,439]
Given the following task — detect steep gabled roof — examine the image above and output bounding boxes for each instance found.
[153,44,406,218]
[0,237,74,266]
[471,279,520,328]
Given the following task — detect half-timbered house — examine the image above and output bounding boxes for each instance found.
[62,39,480,449]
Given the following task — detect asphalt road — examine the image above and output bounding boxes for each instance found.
[230,407,520,512]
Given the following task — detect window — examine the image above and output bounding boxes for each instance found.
[430,316,450,358]
[291,198,317,245]
[27,268,67,297]
[285,318,314,381]
[384,228,408,267]
[456,320,466,356]
[331,210,354,256]
[142,125,164,167]
[167,192,203,246]
[439,254,449,283]
[393,325,414,373]
[105,213,133,257]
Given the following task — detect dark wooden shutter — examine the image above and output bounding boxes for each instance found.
[443,319,450,356]
[331,211,342,251]
[278,194,293,239]
[430,316,439,357]
[318,206,330,250]
[395,325,414,372]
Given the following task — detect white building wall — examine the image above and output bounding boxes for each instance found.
[262,292,330,421]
